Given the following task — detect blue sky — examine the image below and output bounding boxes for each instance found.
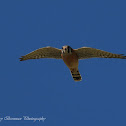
[0,0,126,125]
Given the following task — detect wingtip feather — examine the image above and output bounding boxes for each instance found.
[19,56,25,61]
[120,54,126,59]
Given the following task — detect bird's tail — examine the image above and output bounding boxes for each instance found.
[70,68,82,81]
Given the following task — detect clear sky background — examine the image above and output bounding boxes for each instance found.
[0,0,126,126]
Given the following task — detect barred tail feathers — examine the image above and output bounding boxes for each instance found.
[70,68,82,81]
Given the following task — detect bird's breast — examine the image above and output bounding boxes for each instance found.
[61,52,78,69]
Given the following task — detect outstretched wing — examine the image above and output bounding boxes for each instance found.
[20,46,61,61]
[74,47,126,59]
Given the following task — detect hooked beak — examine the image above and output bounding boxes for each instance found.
[62,50,65,54]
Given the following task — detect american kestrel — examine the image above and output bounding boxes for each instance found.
[20,46,126,81]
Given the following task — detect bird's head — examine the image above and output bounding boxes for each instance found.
[61,45,72,55]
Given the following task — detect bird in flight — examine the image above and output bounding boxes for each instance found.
[20,46,126,81]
